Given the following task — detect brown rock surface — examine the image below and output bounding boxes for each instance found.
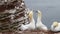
[0,30,60,34]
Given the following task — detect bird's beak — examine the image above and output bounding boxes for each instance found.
[35,10,40,14]
[54,25,58,28]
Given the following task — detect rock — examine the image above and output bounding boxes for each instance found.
[0,0,29,32]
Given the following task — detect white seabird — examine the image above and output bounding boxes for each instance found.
[36,10,48,31]
[19,10,35,31]
[51,21,60,32]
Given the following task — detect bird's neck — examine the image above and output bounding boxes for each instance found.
[30,17,35,24]
[37,16,42,24]
[37,16,41,21]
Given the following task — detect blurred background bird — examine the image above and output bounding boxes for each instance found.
[36,10,48,31]
[51,21,60,32]
[19,10,35,31]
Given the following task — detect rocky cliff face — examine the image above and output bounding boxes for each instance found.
[0,0,29,32]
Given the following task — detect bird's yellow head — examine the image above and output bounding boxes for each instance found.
[28,10,33,20]
[53,21,58,27]
[37,10,42,19]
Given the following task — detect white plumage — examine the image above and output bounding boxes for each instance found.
[8,9,16,14]
[51,21,60,32]
[21,2,24,6]
[20,10,35,31]
[36,10,48,30]
[5,0,7,2]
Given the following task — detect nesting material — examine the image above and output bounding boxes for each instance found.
[0,0,29,32]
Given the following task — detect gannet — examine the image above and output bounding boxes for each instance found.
[51,21,60,32]
[19,10,35,31]
[36,10,48,31]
